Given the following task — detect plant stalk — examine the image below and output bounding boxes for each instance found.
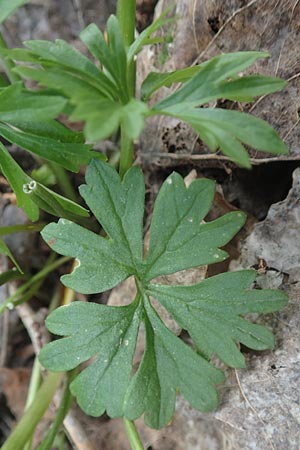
[117,0,137,177]
[23,358,42,450]
[0,372,63,450]
[123,419,145,450]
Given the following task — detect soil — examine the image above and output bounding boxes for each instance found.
[0,1,299,450]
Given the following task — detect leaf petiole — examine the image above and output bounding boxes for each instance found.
[123,418,145,450]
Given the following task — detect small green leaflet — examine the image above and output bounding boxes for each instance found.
[0,0,27,24]
[39,160,287,429]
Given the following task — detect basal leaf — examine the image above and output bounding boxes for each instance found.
[148,271,287,367]
[40,160,288,429]
[124,296,224,429]
[0,0,27,24]
[79,160,145,264]
[39,301,140,417]
[41,160,145,292]
[144,171,245,280]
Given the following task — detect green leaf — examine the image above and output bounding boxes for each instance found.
[0,83,67,122]
[141,66,205,101]
[144,172,245,280]
[40,160,288,428]
[39,300,140,417]
[154,51,278,110]
[23,39,116,99]
[0,238,22,272]
[80,17,129,102]
[0,73,9,87]
[0,121,98,172]
[124,296,224,429]
[127,4,176,62]
[14,66,107,100]
[31,164,56,186]
[0,142,39,221]
[70,96,148,142]
[41,160,145,293]
[0,143,89,221]
[161,107,288,166]
[27,182,89,221]
[147,271,287,367]
[0,0,27,23]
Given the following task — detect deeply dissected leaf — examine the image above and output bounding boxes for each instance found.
[147,271,287,367]
[158,106,288,167]
[40,160,288,428]
[14,66,106,100]
[124,296,224,428]
[23,39,116,98]
[148,52,288,166]
[42,160,145,293]
[154,52,285,110]
[40,301,140,417]
[0,0,27,24]
[144,171,245,279]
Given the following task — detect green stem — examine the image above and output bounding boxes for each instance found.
[123,419,145,450]
[1,372,63,450]
[117,0,136,48]
[23,358,42,450]
[0,31,20,83]
[117,0,136,177]
[36,371,74,450]
[0,256,71,314]
[119,127,134,178]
